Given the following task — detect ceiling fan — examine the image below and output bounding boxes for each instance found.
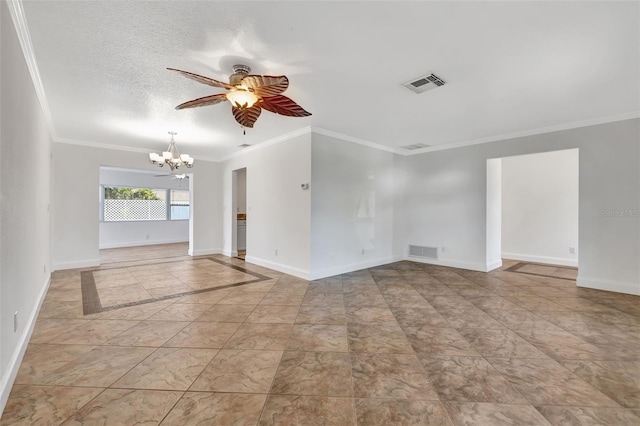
[154,173,189,180]
[168,65,311,132]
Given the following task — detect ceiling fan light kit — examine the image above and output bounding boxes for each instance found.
[168,64,311,132]
[149,131,194,171]
[226,88,259,109]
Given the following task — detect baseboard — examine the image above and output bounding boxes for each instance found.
[53,258,100,271]
[0,275,50,414]
[99,238,188,249]
[502,252,578,267]
[245,256,311,280]
[188,248,222,256]
[486,259,503,272]
[309,255,404,280]
[405,256,490,272]
[577,276,640,296]
[222,249,238,257]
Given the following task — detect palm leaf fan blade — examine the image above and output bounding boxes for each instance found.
[175,93,228,110]
[259,95,311,117]
[242,75,289,97]
[232,105,262,128]
[167,68,233,90]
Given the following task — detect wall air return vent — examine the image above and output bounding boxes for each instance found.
[409,245,438,259]
[403,73,447,94]
[399,143,430,151]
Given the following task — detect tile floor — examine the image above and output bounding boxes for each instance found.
[2,248,640,425]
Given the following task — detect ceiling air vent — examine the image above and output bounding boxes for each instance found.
[403,73,446,94]
[409,245,438,259]
[238,144,251,148]
[399,143,430,151]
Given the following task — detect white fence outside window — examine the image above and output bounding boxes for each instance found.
[104,199,167,221]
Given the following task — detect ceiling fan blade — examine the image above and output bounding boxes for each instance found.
[232,105,262,128]
[242,75,289,97]
[259,95,312,117]
[175,93,228,110]
[167,68,233,90]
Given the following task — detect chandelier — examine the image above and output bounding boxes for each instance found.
[148,131,194,171]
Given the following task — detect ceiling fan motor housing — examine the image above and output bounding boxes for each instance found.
[230,64,251,86]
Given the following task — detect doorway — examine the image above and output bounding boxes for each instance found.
[98,166,191,263]
[233,167,247,260]
[486,149,579,277]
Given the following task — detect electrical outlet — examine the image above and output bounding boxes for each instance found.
[145,234,150,240]
[441,247,447,253]
[275,249,278,256]
[361,248,365,255]
[14,312,18,332]
[569,247,576,254]
[43,264,47,274]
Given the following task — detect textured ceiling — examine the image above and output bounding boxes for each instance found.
[22,1,640,160]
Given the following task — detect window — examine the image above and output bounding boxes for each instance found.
[170,190,190,220]
[102,186,189,222]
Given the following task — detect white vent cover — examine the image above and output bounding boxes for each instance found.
[403,73,447,94]
[409,245,438,259]
[399,143,430,151]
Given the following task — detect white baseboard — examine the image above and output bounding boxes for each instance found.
[309,255,404,280]
[577,276,640,296]
[405,256,490,272]
[222,249,238,257]
[53,258,100,271]
[245,256,311,280]
[486,259,503,272]
[99,238,188,249]
[0,275,50,414]
[502,252,578,267]
[189,248,222,256]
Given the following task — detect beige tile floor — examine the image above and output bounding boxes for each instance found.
[2,248,640,425]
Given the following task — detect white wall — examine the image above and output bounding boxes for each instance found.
[501,149,579,266]
[236,168,246,214]
[310,133,400,279]
[1,1,53,411]
[99,168,189,249]
[486,158,502,269]
[99,221,189,249]
[398,119,640,295]
[221,133,311,278]
[53,143,221,269]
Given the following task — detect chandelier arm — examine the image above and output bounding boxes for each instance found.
[148,132,194,171]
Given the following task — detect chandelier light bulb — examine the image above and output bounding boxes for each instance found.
[148,132,195,171]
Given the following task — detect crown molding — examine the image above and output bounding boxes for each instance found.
[54,137,219,163]
[310,127,400,155]
[219,126,313,162]
[55,137,153,154]
[6,0,57,139]
[404,111,640,155]
[48,110,640,162]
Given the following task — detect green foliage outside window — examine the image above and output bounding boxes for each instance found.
[104,187,160,200]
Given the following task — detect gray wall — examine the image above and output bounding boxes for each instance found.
[397,118,640,294]
[1,1,53,410]
[501,149,579,266]
[311,133,398,278]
